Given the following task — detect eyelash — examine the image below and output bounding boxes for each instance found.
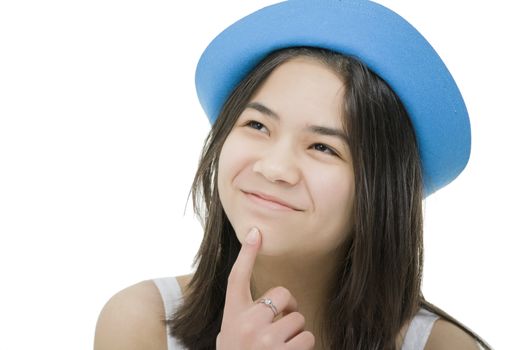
[244,120,339,157]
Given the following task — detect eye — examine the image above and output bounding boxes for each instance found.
[311,143,338,157]
[244,120,268,133]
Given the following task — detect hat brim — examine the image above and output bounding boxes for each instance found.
[195,0,470,196]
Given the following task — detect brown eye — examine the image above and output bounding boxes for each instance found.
[312,143,338,156]
[245,120,268,133]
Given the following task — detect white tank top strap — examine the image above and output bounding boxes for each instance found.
[152,276,187,350]
[401,307,440,350]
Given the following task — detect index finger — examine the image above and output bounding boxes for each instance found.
[224,227,261,310]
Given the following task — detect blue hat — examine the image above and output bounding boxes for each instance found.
[195,0,471,196]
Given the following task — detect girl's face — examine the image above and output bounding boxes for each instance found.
[218,57,355,258]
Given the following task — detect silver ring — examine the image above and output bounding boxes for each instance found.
[257,298,278,317]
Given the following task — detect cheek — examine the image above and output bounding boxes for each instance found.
[312,165,354,201]
[308,166,355,228]
[218,137,235,196]
[217,133,262,243]
[218,133,252,196]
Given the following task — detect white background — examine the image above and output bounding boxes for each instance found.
[0,1,523,349]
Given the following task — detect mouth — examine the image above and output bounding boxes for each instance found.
[242,191,302,212]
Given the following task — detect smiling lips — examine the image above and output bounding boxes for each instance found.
[242,190,302,211]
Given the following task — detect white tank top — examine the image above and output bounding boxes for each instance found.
[153,276,439,350]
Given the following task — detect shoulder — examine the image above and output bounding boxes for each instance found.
[94,279,167,350]
[424,318,480,350]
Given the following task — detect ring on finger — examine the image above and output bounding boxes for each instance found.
[256,298,278,317]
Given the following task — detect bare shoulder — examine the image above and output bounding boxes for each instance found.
[94,279,167,350]
[425,318,480,350]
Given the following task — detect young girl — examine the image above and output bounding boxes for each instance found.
[95,1,491,349]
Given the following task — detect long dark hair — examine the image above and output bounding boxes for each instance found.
[165,47,491,349]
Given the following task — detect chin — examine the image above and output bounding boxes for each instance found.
[232,220,299,256]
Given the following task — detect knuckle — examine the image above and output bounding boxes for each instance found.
[274,286,292,299]
[290,312,305,326]
[258,332,276,347]
[303,331,316,346]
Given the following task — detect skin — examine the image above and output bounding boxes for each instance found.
[93,237,480,350]
[93,56,481,350]
[218,57,355,259]
[218,227,315,349]
[216,57,355,347]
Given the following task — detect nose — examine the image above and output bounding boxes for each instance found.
[252,140,301,185]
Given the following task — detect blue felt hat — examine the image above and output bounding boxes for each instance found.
[195,0,471,196]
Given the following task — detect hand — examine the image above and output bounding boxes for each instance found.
[216,227,315,350]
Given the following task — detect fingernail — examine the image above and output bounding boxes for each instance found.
[245,227,259,245]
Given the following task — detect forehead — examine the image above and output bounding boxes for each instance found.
[248,57,346,128]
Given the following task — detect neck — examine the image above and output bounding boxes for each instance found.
[250,248,343,347]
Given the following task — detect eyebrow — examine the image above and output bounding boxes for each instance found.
[245,102,348,143]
